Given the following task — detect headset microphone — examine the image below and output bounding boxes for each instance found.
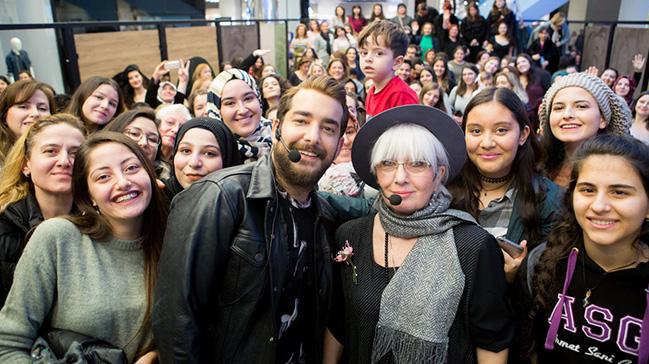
[275,128,301,163]
[380,190,402,206]
[388,194,402,206]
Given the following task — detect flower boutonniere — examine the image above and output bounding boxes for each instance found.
[334,240,358,284]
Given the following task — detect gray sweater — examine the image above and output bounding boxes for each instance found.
[0,218,151,363]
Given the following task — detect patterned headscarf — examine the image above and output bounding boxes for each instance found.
[206,68,262,117]
[206,68,272,162]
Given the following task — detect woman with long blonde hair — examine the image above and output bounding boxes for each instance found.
[0,113,86,308]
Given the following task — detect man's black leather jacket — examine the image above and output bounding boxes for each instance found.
[153,155,336,363]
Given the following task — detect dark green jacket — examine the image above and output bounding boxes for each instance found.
[504,176,563,248]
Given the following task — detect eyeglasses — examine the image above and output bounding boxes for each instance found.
[124,128,160,146]
[376,160,432,175]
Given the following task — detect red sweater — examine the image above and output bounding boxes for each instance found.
[366,76,419,118]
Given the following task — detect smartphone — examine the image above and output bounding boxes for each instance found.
[165,60,181,70]
[497,237,524,258]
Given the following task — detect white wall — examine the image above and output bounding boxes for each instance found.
[0,0,65,93]
[618,0,649,23]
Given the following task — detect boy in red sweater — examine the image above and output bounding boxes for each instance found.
[359,20,418,118]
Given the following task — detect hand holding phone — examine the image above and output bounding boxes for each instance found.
[165,60,181,70]
[497,237,524,258]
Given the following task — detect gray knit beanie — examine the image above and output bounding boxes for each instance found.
[538,72,631,136]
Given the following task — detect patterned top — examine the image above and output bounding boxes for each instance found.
[479,185,515,239]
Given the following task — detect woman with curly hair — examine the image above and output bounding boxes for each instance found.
[517,134,649,364]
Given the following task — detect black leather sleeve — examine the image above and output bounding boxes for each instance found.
[152,178,240,363]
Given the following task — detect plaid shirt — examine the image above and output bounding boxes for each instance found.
[479,186,515,239]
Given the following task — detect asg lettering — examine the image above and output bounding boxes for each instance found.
[548,294,642,356]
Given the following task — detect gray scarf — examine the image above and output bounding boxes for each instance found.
[373,188,476,364]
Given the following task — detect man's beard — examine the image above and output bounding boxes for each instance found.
[272,141,333,189]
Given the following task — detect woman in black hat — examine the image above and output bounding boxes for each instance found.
[162,117,241,200]
[324,105,513,364]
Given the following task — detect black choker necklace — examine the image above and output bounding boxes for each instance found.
[479,173,511,184]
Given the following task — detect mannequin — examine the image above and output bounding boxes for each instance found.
[5,37,34,82]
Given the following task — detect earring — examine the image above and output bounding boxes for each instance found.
[23,172,30,178]
[92,201,100,215]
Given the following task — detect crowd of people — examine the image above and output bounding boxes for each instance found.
[0,1,648,363]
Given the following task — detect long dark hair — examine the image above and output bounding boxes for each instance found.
[66,132,168,348]
[515,53,539,81]
[119,64,150,108]
[456,64,479,96]
[369,3,386,22]
[335,5,346,21]
[466,2,481,21]
[534,134,649,311]
[449,87,546,245]
[419,82,446,112]
[351,5,365,20]
[432,55,452,92]
[491,0,511,15]
[259,74,289,114]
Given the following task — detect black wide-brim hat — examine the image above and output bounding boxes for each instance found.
[351,105,466,189]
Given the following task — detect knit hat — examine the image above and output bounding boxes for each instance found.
[206,68,262,119]
[538,72,631,136]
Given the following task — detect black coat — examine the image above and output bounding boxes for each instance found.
[461,16,489,62]
[0,194,43,308]
[415,7,439,34]
[487,10,517,39]
[461,16,489,45]
[152,154,336,364]
[528,39,560,74]
[433,13,459,43]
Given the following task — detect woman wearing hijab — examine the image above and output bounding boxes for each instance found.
[162,117,241,200]
[206,69,273,163]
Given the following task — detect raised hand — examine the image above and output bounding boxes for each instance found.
[177,59,190,94]
[632,53,646,73]
[584,65,599,77]
[253,49,272,57]
[152,60,169,83]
